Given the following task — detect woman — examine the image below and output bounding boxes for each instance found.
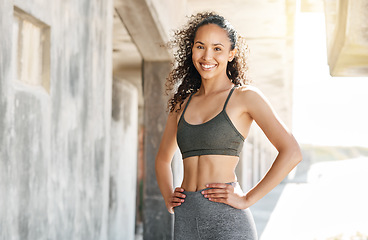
[155,12,302,240]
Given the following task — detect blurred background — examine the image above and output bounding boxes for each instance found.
[0,0,367,239]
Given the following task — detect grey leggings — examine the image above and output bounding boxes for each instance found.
[174,183,257,240]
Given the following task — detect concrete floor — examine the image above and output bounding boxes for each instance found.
[251,157,368,240]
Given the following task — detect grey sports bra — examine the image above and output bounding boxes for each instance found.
[176,85,245,159]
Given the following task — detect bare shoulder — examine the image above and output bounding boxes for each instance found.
[235,85,266,102]
[169,95,191,121]
[168,103,181,120]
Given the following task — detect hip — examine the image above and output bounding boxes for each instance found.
[174,183,248,217]
[174,186,257,239]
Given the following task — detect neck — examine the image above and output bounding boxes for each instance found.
[198,77,234,95]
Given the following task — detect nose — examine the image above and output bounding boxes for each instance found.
[202,49,213,61]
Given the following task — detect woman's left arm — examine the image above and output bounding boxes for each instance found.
[239,87,302,208]
[203,87,302,209]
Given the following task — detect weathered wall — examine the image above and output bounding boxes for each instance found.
[0,0,113,239]
[143,61,177,239]
[324,0,368,76]
[0,0,16,237]
[113,0,187,238]
[109,79,138,240]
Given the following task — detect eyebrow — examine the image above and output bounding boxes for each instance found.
[194,41,224,47]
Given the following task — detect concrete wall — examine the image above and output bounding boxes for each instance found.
[142,61,175,239]
[0,0,113,239]
[109,80,138,240]
[324,0,368,76]
[113,1,187,238]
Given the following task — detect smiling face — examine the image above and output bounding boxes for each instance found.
[192,24,236,82]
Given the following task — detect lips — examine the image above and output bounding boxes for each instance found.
[200,63,217,70]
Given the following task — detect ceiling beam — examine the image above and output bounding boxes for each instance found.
[114,0,172,61]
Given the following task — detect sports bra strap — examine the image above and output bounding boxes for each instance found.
[182,86,236,114]
[182,92,194,115]
[223,85,237,110]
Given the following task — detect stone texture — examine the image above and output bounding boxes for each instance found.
[109,79,138,240]
[324,0,368,76]
[114,0,171,61]
[187,0,292,39]
[247,38,294,128]
[143,61,174,239]
[300,0,324,12]
[0,0,13,236]
[0,0,113,239]
[144,197,174,240]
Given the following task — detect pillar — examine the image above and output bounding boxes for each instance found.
[143,61,174,239]
[324,0,368,76]
[109,79,138,240]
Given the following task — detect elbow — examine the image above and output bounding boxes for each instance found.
[280,143,302,166]
[285,138,303,165]
[292,146,303,165]
[155,155,170,175]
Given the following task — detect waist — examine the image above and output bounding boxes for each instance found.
[174,182,243,217]
[183,182,238,194]
[183,154,238,173]
[181,156,238,191]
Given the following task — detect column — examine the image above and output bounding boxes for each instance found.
[109,79,138,240]
[143,61,174,239]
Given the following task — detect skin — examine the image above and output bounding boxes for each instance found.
[155,24,302,214]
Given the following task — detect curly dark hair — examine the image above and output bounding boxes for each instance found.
[166,11,251,112]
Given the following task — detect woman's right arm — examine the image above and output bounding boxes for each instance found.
[155,110,185,214]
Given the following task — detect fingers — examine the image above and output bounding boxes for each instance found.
[201,183,233,195]
[173,198,184,203]
[170,201,183,207]
[173,191,186,199]
[172,188,186,204]
[207,197,227,204]
[166,199,182,213]
[166,187,186,213]
[174,187,184,192]
[201,188,231,195]
[201,183,235,204]
[203,193,229,199]
[202,192,231,204]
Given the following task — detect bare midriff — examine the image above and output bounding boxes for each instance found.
[181,155,239,192]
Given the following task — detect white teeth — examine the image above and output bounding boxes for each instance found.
[201,64,216,69]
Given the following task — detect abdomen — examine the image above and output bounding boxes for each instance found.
[181,155,239,191]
